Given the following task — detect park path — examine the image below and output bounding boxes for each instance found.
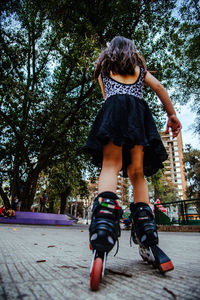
[0,224,200,300]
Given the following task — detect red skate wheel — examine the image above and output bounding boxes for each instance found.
[89,243,92,250]
[90,257,103,291]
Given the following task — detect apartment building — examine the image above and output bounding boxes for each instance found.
[160,131,187,200]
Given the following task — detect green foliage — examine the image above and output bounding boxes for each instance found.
[0,1,99,209]
[184,144,200,198]
[148,169,177,203]
[0,0,199,210]
[122,178,130,207]
[175,0,200,135]
[45,155,89,210]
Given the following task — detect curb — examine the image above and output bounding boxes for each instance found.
[158,225,200,232]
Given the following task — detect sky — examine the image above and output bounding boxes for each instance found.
[167,101,199,150]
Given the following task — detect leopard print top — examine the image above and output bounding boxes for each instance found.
[101,68,145,100]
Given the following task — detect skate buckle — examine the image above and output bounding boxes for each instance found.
[99,210,113,214]
[138,216,149,220]
[98,197,121,210]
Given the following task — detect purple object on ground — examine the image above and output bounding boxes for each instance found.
[0,211,73,225]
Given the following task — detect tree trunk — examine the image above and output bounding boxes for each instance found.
[11,143,23,201]
[60,187,71,214]
[49,201,54,213]
[154,185,160,201]
[0,185,11,209]
[22,172,39,211]
[60,193,67,215]
[11,170,19,201]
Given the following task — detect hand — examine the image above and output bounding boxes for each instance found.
[165,114,182,138]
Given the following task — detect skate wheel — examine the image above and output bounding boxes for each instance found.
[89,243,92,250]
[159,260,174,274]
[90,257,103,291]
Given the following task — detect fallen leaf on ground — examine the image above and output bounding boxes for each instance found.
[57,265,78,269]
[106,268,132,277]
[163,287,177,299]
[76,264,87,269]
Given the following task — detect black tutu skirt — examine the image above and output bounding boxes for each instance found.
[83,94,168,177]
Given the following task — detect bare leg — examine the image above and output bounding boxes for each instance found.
[89,142,123,261]
[127,145,149,204]
[98,142,122,194]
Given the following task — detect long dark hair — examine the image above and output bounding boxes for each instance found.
[94,36,146,80]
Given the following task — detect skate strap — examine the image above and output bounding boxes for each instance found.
[135,206,153,221]
[98,197,121,210]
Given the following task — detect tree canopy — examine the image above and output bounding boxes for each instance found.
[0,0,199,210]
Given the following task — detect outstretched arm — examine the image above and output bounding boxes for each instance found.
[144,71,182,138]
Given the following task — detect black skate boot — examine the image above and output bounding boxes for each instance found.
[89,191,122,290]
[130,202,174,274]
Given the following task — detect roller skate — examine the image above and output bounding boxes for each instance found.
[130,202,174,274]
[89,192,122,291]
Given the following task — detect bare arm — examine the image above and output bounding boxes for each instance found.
[144,71,182,138]
[144,71,176,116]
[98,75,106,99]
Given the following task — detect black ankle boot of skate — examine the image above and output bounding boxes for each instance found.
[89,191,122,254]
[130,202,158,247]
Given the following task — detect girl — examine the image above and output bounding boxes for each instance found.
[84,36,181,269]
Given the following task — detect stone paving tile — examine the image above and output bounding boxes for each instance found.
[0,224,200,300]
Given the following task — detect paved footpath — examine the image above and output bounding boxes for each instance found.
[0,224,199,300]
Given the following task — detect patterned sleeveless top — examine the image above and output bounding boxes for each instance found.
[101,68,145,100]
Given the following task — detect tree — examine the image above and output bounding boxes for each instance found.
[178,0,200,136]
[184,144,200,216]
[121,177,130,207]
[44,156,89,214]
[148,170,177,203]
[1,0,199,210]
[184,144,200,199]
[0,1,99,209]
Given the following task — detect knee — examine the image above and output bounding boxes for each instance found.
[127,167,144,182]
[102,158,122,173]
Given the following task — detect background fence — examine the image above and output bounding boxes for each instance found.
[154,199,200,226]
